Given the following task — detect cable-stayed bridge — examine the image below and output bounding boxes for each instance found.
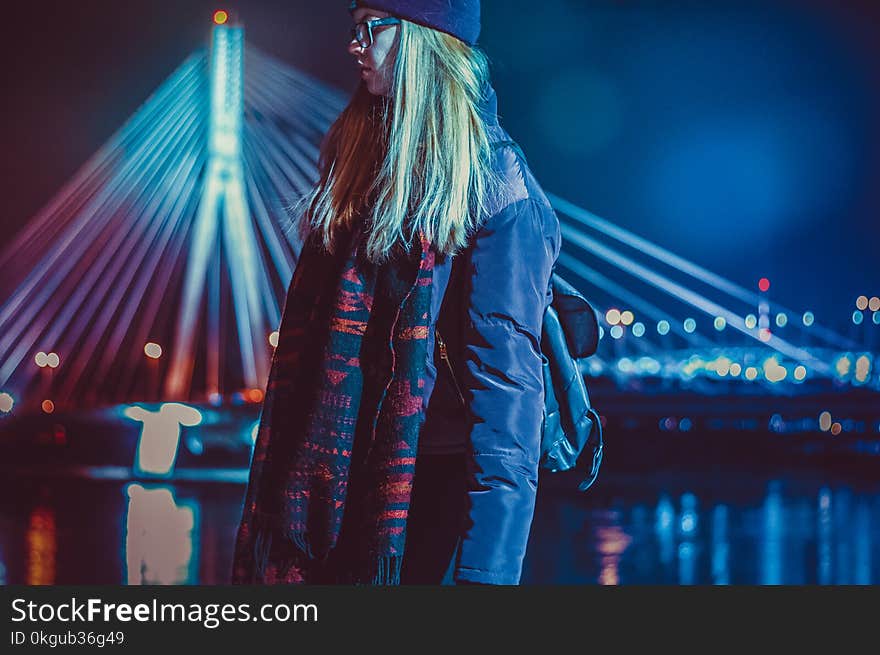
[0,19,876,422]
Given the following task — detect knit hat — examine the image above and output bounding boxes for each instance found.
[349,0,481,46]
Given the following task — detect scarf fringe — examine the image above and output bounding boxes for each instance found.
[371,555,403,585]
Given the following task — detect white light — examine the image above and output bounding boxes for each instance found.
[657,320,670,335]
[713,317,726,331]
[46,352,60,368]
[126,403,203,477]
[35,352,48,367]
[632,322,645,337]
[268,331,279,347]
[745,314,757,329]
[0,392,14,413]
[144,342,163,359]
[683,318,696,333]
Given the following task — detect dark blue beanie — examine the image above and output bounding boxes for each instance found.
[349,0,480,46]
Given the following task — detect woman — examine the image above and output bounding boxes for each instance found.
[232,0,561,585]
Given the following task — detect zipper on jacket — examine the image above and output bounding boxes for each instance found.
[435,328,467,408]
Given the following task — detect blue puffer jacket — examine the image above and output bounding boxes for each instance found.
[417,85,562,584]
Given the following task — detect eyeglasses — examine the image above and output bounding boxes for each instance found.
[350,17,401,49]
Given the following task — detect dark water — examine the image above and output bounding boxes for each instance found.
[1,469,878,585]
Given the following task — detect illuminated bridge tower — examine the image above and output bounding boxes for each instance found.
[165,21,264,399]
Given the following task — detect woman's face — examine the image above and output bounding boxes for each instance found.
[348,8,399,96]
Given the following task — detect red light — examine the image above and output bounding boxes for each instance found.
[758,278,770,292]
[213,10,228,25]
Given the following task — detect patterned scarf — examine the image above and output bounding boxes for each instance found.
[232,223,435,584]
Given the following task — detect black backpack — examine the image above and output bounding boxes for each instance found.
[539,273,604,491]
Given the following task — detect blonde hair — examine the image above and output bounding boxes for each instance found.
[299,20,501,263]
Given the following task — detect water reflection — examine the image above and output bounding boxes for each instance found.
[0,473,877,584]
[26,506,56,585]
[123,484,198,584]
[526,475,880,585]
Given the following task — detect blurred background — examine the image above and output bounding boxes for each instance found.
[1,0,878,585]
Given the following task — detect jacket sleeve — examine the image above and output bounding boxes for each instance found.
[454,197,560,584]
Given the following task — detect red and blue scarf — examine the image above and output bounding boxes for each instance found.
[232,223,435,584]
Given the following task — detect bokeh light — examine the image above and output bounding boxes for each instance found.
[759,278,770,292]
[632,322,645,337]
[0,392,14,413]
[745,314,757,329]
[41,400,55,414]
[605,309,621,325]
[683,318,696,333]
[268,331,279,347]
[144,342,163,359]
[802,311,814,327]
[657,320,670,335]
[213,10,228,25]
[46,353,60,368]
[856,295,868,310]
[713,316,726,331]
[620,310,635,326]
[819,411,832,432]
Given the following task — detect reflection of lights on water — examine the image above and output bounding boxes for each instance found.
[680,493,698,536]
[617,358,634,374]
[655,495,675,566]
[711,505,730,585]
[124,484,197,585]
[0,392,16,413]
[594,523,632,586]
[125,403,203,477]
[761,482,783,585]
[26,506,57,585]
[817,488,832,584]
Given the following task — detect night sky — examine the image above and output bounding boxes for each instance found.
[3,0,879,328]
